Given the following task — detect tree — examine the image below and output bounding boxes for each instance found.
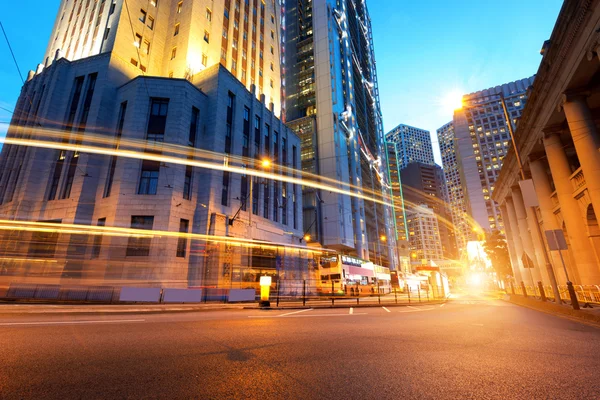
[482,230,513,280]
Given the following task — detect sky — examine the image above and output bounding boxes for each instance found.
[0,0,564,164]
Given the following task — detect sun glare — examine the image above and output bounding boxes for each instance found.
[442,90,464,113]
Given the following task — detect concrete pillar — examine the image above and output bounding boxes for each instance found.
[544,131,598,284]
[499,204,523,283]
[511,186,542,285]
[505,197,526,284]
[529,159,569,284]
[525,205,551,286]
[563,95,600,223]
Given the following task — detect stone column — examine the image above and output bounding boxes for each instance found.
[505,197,526,284]
[529,158,569,284]
[563,95,600,218]
[511,186,542,285]
[499,203,522,284]
[524,205,552,286]
[544,130,598,284]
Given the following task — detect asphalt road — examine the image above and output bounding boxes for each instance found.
[1,291,599,399]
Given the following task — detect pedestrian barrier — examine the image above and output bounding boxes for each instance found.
[513,283,600,305]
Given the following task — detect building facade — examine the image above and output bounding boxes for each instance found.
[282,0,397,268]
[453,77,533,232]
[44,0,283,116]
[493,0,600,287]
[386,142,410,272]
[386,124,435,169]
[401,162,456,260]
[437,121,471,258]
[406,206,444,263]
[0,0,305,287]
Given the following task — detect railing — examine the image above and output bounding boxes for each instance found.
[569,167,586,192]
[512,282,600,305]
[550,191,560,210]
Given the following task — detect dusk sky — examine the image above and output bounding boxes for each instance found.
[1,0,563,164]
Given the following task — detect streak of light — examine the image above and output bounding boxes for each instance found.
[0,219,329,255]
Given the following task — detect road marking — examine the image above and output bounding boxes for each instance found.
[349,307,353,314]
[440,303,446,307]
[0,319,145,326]
[382,307,391,313]
[407,306,420,311]
[248,313,367,318]
[277,308,313,317]
[472,323,484,326]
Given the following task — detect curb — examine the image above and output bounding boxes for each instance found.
[244,301,447,311]
[504,294,600,328]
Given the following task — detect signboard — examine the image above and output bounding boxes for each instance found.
[519,179,539,207]
[545,229,568,251]
[521,253,535,269]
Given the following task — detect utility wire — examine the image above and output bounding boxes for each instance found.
[0,20,24,84]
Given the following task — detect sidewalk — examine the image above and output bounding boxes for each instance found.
[505,294,600,328]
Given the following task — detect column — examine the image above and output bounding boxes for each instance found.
[505,197,526,284]
[544,130,598,284]
[529,158,569,284]
[525,205,551,286]
[511,186,543,285]
[499,203,523,284]
[563,95,600,217]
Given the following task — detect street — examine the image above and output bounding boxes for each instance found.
[1,292,599,399]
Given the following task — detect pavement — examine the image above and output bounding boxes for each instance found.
[1,289,599,399]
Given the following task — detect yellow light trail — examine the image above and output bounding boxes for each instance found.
[2,131,394,208]
[0,220,329,256]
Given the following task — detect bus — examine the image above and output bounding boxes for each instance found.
[316,253,391,295]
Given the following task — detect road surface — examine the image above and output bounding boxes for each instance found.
[1,291,599,399]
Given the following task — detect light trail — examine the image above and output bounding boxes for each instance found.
[0,219,329,255]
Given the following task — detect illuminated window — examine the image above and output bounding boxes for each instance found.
[139,9,146,23]
[134,33,142,48]
[173,23,179,36]
[201,53,207,66]
[171,47,177,59]
[177,1,182,13]
[204,31,210,43]
[206,8,211,21]
[142,39,150,54]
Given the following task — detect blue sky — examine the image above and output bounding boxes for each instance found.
[1,1,563,163]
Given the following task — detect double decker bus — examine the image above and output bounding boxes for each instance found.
[316,253,391,295]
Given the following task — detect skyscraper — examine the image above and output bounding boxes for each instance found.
[0,0,305,286]
[453,77,533,232]
[43,0,283,115]
[385,124,435,169]
[283,0,396,267]
[437,121,471,257]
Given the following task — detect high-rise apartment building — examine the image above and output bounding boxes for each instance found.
[406,206,444,262]
[0,0,305,286]
[386,124,435,169]
[401,162,456,260]
[437,121,471,257]
[44,0,282,115]
[283,0,397,267]
[453,77,534,232]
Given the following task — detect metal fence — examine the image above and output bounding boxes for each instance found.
[511,282,600,305]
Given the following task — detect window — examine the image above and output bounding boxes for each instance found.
[142,39,150,54]
[271,30,274,39]
[176,219,189,257]
[105,101,127,197]
[28,220,61,258]
[242,107,250,157]
[47,152,65,200]
[60,153,79,200]
[241,69,246,80]
[264,124,270,155]
[66,76,85,128]
[171,47,177,59]
[173,23,179,36]
[147,16,154,30]
[224,7,229,19]
[204,30,210,43]
[139,9,146,23]
[189,106,199,146]
[222,27,228,39]
[150,0,157,6]
[263,181,269,219]
[91,218,106,258]
[138,160,160,195]
[177,1,182,13]
[147,98,169,141]
[221,48,226,60]
[206,8,212,21]
[201,53,208,66]
[134,33,142,48]
[183,166,193,200]
[126,216,154,256]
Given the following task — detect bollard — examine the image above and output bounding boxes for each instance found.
[394,288,398,304]
[426,286,430,302]
[521,281,528,298]
[302,280,306,306]
[510,281,515,295]
[276,279,280,307]
[377,281,381,304]
[407,285,411,304]
[567,281,580,310]
[537,281,546,302]
[418,286,421,303]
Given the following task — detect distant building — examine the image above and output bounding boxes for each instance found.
[386,142,410,273]
[437,121,471,257]
[401,162,456,260]
[386,124,435,169]
[453,77,534,232]
[406,206,444,263]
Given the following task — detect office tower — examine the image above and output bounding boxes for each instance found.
[0,0,303,286]
[437,121,471,257]
[401,162,456,260]
[283,0,397,268]
[386,142,410,272]
[386,124,435,169]
[406,206,444,262]
[453,77,534,232]
[43,0,282,115]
